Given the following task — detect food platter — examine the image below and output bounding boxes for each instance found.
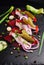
[0,0,44,65]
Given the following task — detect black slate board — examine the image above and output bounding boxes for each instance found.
[0,0,44,65]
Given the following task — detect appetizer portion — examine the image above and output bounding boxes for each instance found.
[0,5,43,52]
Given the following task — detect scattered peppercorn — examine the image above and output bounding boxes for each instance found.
[23,53,28,59]
[5,23,7,26]
[24,56,28,59]
[34,60,36,63]
[13,47,16,50]
[38,35,41,38]
[24,53,27,56]
[10,51,13,55]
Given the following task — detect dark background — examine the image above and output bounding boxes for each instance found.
[0,0,44,65]
[0,0,44,14]
[0,0,44,15]
[0,0,44,7]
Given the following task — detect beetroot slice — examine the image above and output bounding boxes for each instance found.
[8,20,16,27]
[16,19,23,23]
[11,27,22,33]
[4,35,13,43]
[32,36,38,44]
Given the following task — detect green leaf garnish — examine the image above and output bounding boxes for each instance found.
[0,6,14,17]
[0,6,14,24]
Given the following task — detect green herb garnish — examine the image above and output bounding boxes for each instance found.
[26,5,44,14]
[15,33,19,38]
[24,56,28,59]
[0,6,14,17]
[0,6,14,24]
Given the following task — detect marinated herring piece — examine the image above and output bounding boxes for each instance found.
[19,30,34,42]
[0,6,14,24]
[24,11,37,22]
[9,32,39,52]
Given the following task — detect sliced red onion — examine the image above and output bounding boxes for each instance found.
[23,37,39,52]
[22,47,33,52]
[31,37,39,49]
[20,16,28,20]
[28,24,39,33]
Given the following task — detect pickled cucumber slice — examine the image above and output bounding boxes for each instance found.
[0,43,3,51]
[0,41,7,51]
